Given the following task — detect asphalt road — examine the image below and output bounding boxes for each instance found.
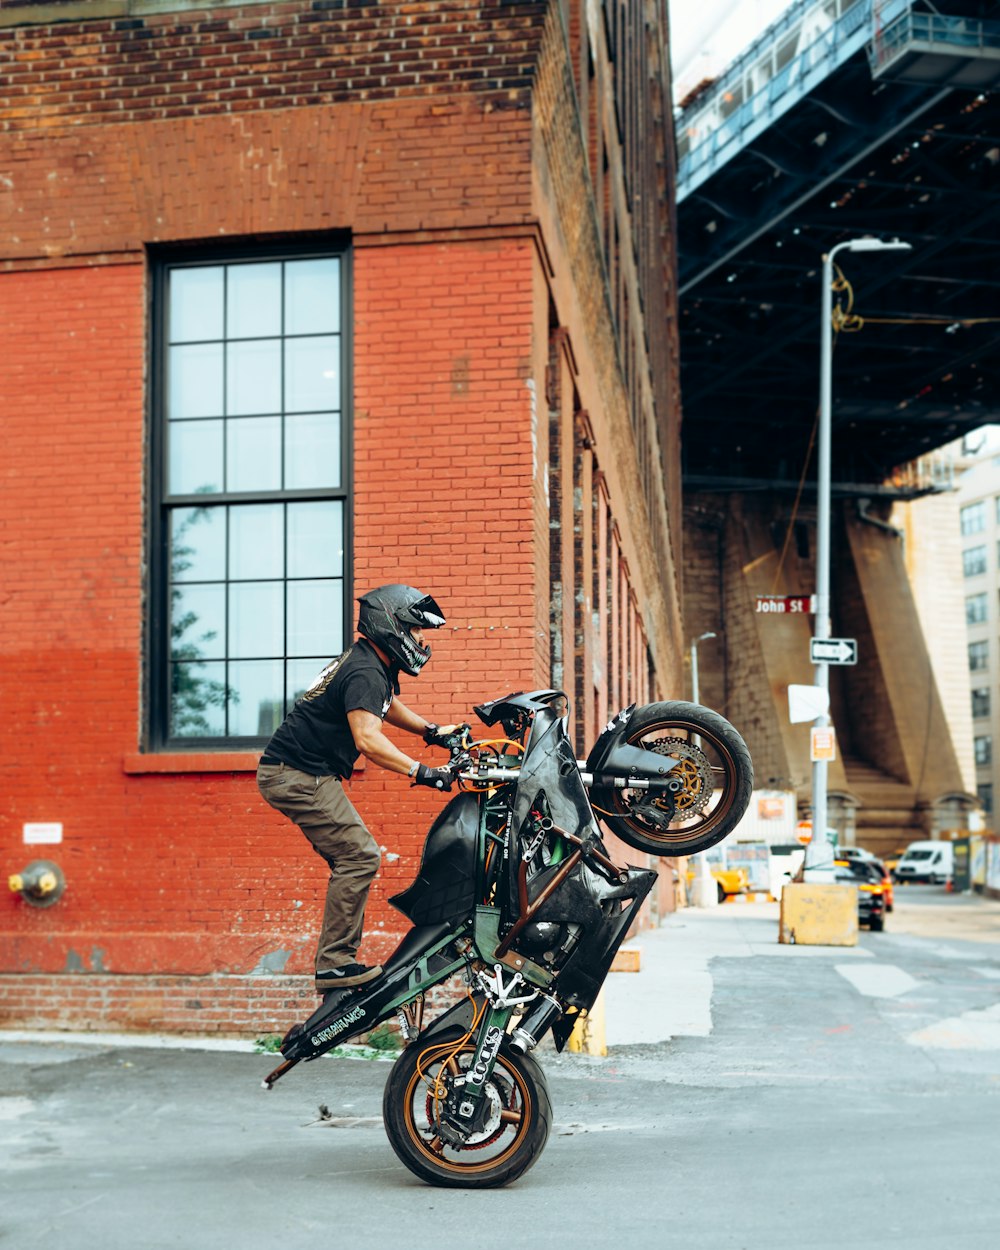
[2,886,999,1250]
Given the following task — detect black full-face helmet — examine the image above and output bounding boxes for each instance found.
[357,584,446,676]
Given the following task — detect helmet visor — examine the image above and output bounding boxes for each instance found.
[398,594,446,629]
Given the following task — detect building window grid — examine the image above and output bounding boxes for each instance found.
[964,544,987,577]
[966,592,988,625]
[962,501,986,535]
[152,247,350,748]
[978,783,993,817]
[972,687,991,719]
[975,735,992,767]
[969,640,989,671]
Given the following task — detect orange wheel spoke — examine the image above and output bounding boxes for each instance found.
[499,1108,522,1125]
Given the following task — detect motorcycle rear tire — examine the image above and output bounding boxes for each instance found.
[382,1027,552,1188]
[590,700,753,858]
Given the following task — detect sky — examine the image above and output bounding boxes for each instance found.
[668,0,794,98]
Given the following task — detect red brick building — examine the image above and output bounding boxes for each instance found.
[0,0,683,1034]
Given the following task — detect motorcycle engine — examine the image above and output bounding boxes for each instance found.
[515,920,565,956]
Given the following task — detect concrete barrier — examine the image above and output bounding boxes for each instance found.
[779,882,858,946]
[567,988,607,1056]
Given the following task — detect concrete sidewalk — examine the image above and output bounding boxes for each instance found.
[603,888,1000,1049]
[603,899,869,1048]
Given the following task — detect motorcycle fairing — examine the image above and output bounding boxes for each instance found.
[278,921,466,1063]
[548,865,656,1051]
[389,792,480,926]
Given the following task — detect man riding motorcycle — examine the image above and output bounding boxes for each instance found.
[256,584,460,993]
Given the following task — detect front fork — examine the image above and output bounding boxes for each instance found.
[446,964,538,1135]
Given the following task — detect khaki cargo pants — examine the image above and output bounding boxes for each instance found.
[256,763,380,983]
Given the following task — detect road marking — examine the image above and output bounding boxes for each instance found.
[835,963,920,998]
[0,1096,34,1120]
[907,1004,1000,1051]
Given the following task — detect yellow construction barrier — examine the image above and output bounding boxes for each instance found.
[779,882,857,946]
[567,988,607,1056]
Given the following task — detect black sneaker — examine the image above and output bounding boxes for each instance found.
[314,963,382,992]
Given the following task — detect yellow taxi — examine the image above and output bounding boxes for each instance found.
[686,864,750,904]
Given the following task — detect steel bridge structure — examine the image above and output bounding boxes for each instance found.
[676,0,1000,495]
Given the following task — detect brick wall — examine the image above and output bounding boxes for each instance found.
[1,0,684,1035]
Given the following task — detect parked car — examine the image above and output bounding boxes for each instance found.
[836,847,894,911]
[767,842,807,899]
[834,859,887,931]
[892,840,953,885]
[685,864,750,904]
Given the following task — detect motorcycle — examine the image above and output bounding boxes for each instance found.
[263,690,753,1187]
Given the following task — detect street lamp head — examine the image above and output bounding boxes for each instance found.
[695,631,717,644]
[845,237,912,254]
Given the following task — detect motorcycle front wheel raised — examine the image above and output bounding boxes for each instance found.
[590,700,753,858]
[382,1027,552,1188]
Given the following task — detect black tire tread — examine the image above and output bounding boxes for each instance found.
[592,700,753,858]
[381,1029,552,1189]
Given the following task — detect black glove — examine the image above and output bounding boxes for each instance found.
[423,723,471,750]
[411,763,454,792]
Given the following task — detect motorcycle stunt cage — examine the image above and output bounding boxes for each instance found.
[263,691,657,1092]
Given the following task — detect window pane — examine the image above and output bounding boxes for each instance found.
[171,507,226,582]
[168,420,223,495]
[227,417,282,493]
[287,657,329,707]
[285,336,340,412]
[170,267,224,343]
[288,579,342,656]
[228,660,285,736]
[285,258,340,335]
[158,250,348,746]
[169,344,224,418]
[287,500,343,578]
[285,413,341,489]
[229,505,284,580]
[227,339,282,416]
[227,262,281,339]
[171,583,225,661]
[229,581,284,657]
[171,660,227,737]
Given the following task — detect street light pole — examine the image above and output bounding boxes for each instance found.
[805,237,911,879]
[690,630,716,706]
[690,631,718,907]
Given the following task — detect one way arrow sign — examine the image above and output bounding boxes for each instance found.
[810,637,858,666]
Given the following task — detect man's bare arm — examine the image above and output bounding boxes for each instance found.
[347,708,418,776]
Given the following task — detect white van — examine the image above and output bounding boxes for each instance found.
[893,840,953,885]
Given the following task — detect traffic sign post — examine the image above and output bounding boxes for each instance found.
[755,595,816,615]
[809,637,857,666]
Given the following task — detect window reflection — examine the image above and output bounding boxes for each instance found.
[285,336,339,412]
[170,267,224,343]
[227,339,282,416]
[169,344,224,419]
[169,420,223,495]
[227,417,282,493]
[285,258,340,334]
[227,262,281,339]
[164,254,347,742]
[285,413,341,489]
[288,500,343,578]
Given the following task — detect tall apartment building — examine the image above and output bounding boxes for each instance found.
[0,1,683,1034]
[958,445,1000,825]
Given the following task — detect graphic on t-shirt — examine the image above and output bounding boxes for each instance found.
[302,648,352,703]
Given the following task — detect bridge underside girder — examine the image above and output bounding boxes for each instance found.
[678,42,1000,491]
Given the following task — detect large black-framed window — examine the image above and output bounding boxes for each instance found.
[149,244,351,748]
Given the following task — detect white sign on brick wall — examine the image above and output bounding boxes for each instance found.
[23,822,63,845]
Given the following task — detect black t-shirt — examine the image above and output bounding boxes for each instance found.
[262,639,399,777]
